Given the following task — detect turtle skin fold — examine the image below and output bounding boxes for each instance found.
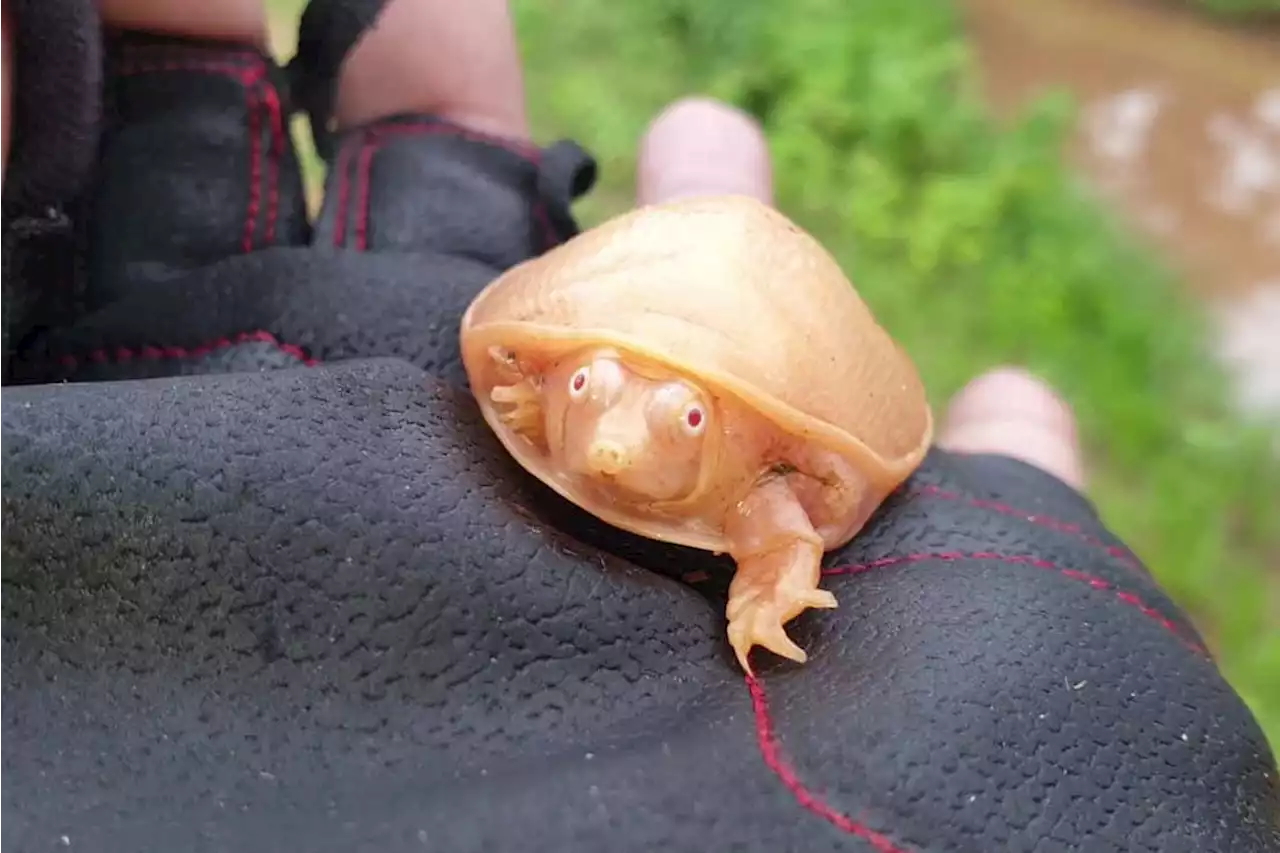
[3,3,1279,852]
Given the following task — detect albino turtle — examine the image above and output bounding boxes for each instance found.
[459,194,933,673]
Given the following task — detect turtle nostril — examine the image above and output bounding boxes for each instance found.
[587,440,629,476]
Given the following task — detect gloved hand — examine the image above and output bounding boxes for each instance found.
[3,1,1277,852]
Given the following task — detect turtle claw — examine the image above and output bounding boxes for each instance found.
[798,588,839,610]
[726,593,814,676]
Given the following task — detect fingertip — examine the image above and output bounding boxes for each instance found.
[938,366,1087,491]
[332,0,528,140]
[636,96,773,207]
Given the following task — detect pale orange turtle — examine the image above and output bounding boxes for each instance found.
[459,194,933,673]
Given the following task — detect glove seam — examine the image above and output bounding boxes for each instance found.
[905,484,1147,578]
[822,551,1207,656]
[32,329,319,376]
[746,675,912,853]
[111,41,290,254]
[740,549,1210,853]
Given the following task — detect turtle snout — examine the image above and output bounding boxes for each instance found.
[586,439,630,476]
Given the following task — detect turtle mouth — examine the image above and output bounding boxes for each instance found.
[581,465,697,505]
[587,469,645,497]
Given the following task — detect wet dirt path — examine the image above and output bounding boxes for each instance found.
[962,0,1280,422]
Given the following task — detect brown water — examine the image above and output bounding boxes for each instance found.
[964,0,1280,299]
[963,0,1280,420]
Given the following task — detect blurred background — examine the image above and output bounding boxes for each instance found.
[267,0,1280,754]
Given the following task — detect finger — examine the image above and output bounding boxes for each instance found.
[86,6,309,304]
[332,0,528,140]
[636,96,773,206]
[937,366,1087,491]
[305,0,591,266]
[97,0,269,47]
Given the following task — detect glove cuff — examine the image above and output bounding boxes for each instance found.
[2,0,103,379]
[312,112,597,265]
[2,0,103,214]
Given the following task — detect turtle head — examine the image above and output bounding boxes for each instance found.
[542,348,715,503]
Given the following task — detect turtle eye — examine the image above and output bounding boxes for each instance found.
[680,403,707,437]
[568,366,591,400]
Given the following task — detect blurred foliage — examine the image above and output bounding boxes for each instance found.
[1189,0,1280,15]
[267,0,1280,754]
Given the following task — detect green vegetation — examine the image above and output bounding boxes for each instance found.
[269,0,1280,753]
[1190,0,1280,16]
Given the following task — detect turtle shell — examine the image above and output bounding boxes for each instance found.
[460,194,933,541]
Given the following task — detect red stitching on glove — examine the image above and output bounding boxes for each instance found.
[113,52,282,254]
[337,119,557,253]
[262,83,284,245]
[822,551,1205,655]
[333,131,359,248]
[745,549,1206,852]
[747,675,911,853]
[245,78,263,252]
[907,485,1145,574]
[52,330,318,371]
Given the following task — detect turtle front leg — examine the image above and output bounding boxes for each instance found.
[723,476,838,674]
[486,346,545,442]
[490,380,543,437]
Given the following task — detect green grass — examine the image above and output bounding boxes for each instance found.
[268,0,1280,754]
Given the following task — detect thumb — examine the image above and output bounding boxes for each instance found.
[636,96,773,206]
[937,367,1087,491]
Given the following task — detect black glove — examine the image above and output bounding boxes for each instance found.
[3,3,1278,852]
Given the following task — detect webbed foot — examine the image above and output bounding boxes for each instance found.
[726,557,838,675]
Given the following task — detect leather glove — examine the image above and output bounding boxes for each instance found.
[3,2,1278,851]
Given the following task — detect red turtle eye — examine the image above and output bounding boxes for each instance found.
[569,367,590,399]
[682,405,706,435]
